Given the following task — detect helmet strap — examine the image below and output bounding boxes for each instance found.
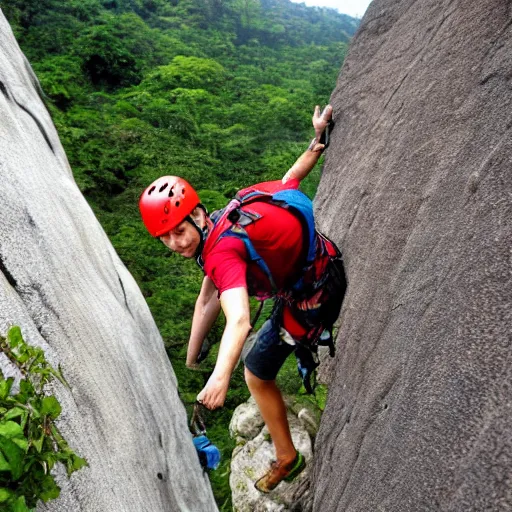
[185,204,209,267]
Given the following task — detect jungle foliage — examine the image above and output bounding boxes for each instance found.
[1,0,357,508]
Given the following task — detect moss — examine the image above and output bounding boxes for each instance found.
[235,480,248,493]
[244,467,256,479]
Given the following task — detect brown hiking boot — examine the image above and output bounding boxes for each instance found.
[254,451,306,493]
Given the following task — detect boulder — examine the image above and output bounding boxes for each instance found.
[0,9,217,511]
[229,396,265,441]
[310,0,512,510]
[230,401,313,512]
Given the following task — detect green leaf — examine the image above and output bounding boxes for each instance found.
[0,421,24,439]
[0,487,12,503]
[12,495,30,512]
[32,435,44,453]
[16,353,30,364]
[0,437,25,480]
[11,437,28,452]
[39,475,60,502]
[0,378,13,400]
[41,397,62,420]
[67,454,88,476]
[7,326,23,348]
[3,407,26,422]
[17,380,34,403]
[0,451,10,471]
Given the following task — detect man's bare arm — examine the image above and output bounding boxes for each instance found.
[186,276,221,368]
[196,287,251,409]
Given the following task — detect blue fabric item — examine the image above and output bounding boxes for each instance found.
[271,189,316,264]
[244,314,295,381]
[193,435,221,470]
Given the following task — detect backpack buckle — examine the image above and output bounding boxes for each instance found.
[227,209,241,223]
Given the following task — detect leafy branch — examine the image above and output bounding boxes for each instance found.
[0,326,87,511]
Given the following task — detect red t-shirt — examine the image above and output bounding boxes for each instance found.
[203,180,305,297]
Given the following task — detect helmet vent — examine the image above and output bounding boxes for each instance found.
[148,186,156,195]
[176,201,180,207]
[182,188,185,194]
[168,188,174,197]
[159,183,168,193]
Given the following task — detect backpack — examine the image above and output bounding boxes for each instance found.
[201,182,318,297]
[200,181,347,392]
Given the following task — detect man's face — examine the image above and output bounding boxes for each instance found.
[159,220,200,258]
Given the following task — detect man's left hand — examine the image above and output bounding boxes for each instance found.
[197,372,230,410]
[312,104,333,140]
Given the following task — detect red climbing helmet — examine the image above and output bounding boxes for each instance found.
[139,176,200,237]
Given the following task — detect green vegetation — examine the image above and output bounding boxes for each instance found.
[0,327,87,511]
[1,0,356,507]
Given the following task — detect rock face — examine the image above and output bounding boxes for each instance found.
[0,10,217,512]
[311,0,512,510]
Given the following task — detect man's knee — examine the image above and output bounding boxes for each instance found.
[244,366,259,386]
[245,366,273,390]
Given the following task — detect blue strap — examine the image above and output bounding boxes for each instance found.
[221,228,279,293]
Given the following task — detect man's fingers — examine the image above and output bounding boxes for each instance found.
[197,390,218,410]
[314,105,320,119]
[321,104,332,120]
[197,395,212,410]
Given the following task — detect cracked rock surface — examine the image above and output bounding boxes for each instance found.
[310,0,512,511]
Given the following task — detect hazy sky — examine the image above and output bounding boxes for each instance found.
[289,0,373,18]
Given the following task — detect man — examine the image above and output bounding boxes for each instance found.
[139,104,345,492]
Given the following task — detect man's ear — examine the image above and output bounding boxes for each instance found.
[191,206,207,227]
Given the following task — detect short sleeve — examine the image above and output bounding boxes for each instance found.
[203,238,249,295]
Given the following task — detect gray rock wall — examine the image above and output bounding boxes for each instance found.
[312,0,512,510]
[0,9,217,512]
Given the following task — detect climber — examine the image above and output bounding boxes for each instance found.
[139,104,346,492]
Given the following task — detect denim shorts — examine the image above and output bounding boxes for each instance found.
[243,310,296,381]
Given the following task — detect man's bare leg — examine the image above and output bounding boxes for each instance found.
[244,367,296,463]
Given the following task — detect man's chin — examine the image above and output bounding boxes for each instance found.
[181,248,195,258]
